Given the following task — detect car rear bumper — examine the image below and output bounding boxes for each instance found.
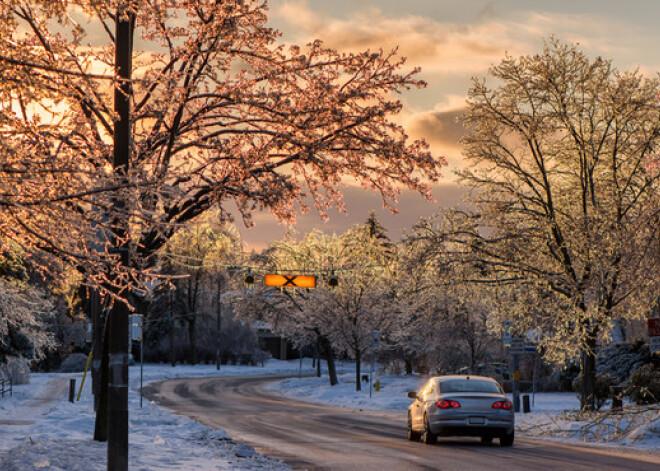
[429,417,514,437]
[431,424,513,437]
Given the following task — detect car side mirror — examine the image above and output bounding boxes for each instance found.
[407,391,418,399]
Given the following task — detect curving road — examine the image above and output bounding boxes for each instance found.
[143,375,660,471]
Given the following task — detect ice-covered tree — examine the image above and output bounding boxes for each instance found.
[155,211,242,364]
[414,40,660,410]
[0,277,55,371]
[0,0,443,297]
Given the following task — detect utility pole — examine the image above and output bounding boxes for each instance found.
[107,6,134,471]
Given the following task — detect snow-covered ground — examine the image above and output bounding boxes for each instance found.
[2,359,660,470]
[0,360,314,470]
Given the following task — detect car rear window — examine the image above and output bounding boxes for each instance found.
[439,380,501,394]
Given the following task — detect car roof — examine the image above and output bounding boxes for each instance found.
[432,375,498,383]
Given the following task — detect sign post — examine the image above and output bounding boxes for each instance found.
[131,315,144,407]
[501,321,512,347]
[509,336,524,412]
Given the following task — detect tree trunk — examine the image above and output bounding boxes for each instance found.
[188,316,197,365]
[315,338,321,377]
[169,289,176,367]
[93,313,111,442]
[581,333,597,411]
[91,290,102,412]
[216,276,222,371]
[405,359,413,375]
[188,274,200,365]
[320,335,338,386]
[355,349,361,392]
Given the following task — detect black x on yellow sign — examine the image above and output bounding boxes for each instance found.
[264,274,316,288]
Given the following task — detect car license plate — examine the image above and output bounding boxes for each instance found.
[468,417,485,425]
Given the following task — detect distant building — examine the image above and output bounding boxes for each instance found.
[253,321,297,360]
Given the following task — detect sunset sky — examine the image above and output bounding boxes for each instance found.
[238,0,660,249]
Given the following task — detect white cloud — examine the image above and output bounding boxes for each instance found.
[271,2,645,79]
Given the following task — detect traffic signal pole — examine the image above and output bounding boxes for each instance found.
[107,7,134,471]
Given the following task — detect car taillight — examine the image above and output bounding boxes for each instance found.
[492,400,512,410]
[436,400,461,409]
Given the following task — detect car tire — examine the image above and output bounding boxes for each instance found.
[407,413,420,441]
[480,436,493,444]
[500,431,514,447]
[421,415,437,445]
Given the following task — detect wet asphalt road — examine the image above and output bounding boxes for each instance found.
[143,375,660,471]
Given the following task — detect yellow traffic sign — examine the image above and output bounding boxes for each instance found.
[264,274,316,288]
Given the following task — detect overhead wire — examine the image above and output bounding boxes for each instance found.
[159,251,392,274]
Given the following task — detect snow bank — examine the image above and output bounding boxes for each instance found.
[0,360,304,470]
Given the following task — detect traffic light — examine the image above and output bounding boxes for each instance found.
[328,272,338,288]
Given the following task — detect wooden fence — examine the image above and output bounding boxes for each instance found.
[0,377,12,398]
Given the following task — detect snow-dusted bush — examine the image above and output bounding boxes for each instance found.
[58,353,89,372]
[597,341,650,384]
[0,356,30,384]
[0,278,55,363]
[627,364,660,405]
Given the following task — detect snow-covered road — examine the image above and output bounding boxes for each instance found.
[147,374,660,471]
[1,359,660,470]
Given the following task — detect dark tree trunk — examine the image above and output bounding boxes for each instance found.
[188,316,197,365]
[91,290,102,412]
[187,274,200,365]
[315,338,321,377]
[319,335,338,386]
[169,289,176,367]
[93,313,111,442]
[355,349,361,392]
[581,333,597,411]
[216,276,222,371]
[405,359,413,375]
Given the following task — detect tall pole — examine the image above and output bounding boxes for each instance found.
[512,353,520,413]
[107,7,134,471]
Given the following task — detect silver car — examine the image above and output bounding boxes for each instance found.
[407,375,514,446]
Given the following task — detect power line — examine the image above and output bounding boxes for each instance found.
[159,251,392,273]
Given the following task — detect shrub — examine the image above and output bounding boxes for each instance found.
[597,341,651,383]
[572,373,617,410]
[0,356,31,384]
[626,364,660,405]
